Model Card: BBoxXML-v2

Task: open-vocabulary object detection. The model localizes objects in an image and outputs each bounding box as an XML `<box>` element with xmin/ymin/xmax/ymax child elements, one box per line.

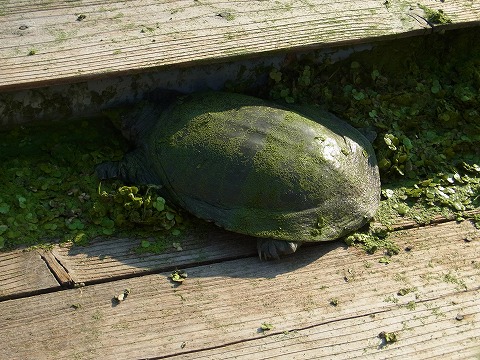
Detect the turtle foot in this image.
<box><xmin>257</xmin><ymin>239</ymin><xmax>301</xmax><ymax>260</ymax></box>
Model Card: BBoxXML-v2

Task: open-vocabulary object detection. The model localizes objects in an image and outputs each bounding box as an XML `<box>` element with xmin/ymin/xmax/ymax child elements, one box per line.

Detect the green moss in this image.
<box><xmin>0</xmin><ymin>117</ymin><xmax>184</xmax><ymax>251</ymax></box>
<box><xmin>418</xmin><ymin>4</ymin><xmax>452</xmax><ymax>24</ymax></box>
<box><xmin>345</xmin><ymin>229</ymin><xmax>399</xmax><ymax>256</ymax></box>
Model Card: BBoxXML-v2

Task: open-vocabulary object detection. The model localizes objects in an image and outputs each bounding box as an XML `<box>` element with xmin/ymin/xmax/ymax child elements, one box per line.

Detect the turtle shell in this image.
<box><xmin>147</xmin><ymin>92</ymin><xmax>380</xmax><ymax>242</ymax></box>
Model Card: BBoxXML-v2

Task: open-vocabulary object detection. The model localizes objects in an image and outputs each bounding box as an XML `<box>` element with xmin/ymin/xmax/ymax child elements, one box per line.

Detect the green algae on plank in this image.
<box><xmin>417</xmin><ymin>4</ymin><xmax>452</xmax><ymax>24</ymax></box>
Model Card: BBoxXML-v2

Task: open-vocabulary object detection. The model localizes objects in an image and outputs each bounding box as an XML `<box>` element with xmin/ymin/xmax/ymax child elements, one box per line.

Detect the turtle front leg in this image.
<box><xmin>96</xmin><ymin>161</ymin><xmax>121</xmax><ymax>180</ymax></box>
<box><xmin>257</xmin><ymin>239</ymin><xmax>302</xmax><ymax>260</ymax></box>
<box><xmin>95</xmin><ymin>149</ymin><xmax>161</xmax><ymax>185</ymax></box>
<box><xmin>95</xmin><ymin>159</ymin><xmax>134</xmax><ymax>181</ymax></box>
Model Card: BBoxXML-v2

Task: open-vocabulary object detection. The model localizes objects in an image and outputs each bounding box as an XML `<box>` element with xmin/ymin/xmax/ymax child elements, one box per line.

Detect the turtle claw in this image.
<box><xmin>257</xmin><ymin>239</ymin><xmax>301</xmax><ymax>260</ymax></box>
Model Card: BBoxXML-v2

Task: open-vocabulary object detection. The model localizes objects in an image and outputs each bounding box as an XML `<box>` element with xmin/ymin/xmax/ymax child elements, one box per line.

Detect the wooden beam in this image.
<box><xmin>51</xmin><ymin>219</ymin><xmax>480</xmax><ymax>286</ymax></box>
<box><xmin>0</xmin><ymin>0</ymin><xmax>479</xmax><ymax>92</ymax></box>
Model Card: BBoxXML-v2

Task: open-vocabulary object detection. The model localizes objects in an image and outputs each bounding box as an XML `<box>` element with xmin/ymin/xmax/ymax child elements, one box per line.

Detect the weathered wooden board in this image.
<box><xmin>1</xmin><ymin>0</ymin><xmax>479</xmax><ymax>92</ymax></box>
<box><xmin>378</xmin><ymin>208</ymin><xmax>480</xmax><ymax>231</ymax></box>
<box><xmin>1</xmin><ymin>220</ymin><xmax>478</xmax><ymax>359</ymax></box>
<box><xmin>52</xmin><ymin>225</ymin><xmax>257</xmax><ymax>284</ymax></box>
<box><xmin>51</xmin><ymin>219</ymin><xmax>480</xmax><ymax>285</ymax></box>
<box><xmin>0</xmin><ymin>249</ymin><xmax>59</xmax><ymax>300</ymax></box>
<box><xmin>169</xmin><ymin>291</ymin><xmax>480</xmax><ymax>359</ymax></box>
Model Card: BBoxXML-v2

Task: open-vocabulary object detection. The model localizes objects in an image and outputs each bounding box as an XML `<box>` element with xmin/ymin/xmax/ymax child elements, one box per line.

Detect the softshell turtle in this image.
<box><xmin>97</xmin><ymin>91</ymin><xmax>380</xmax><ymax>259</ymax></box>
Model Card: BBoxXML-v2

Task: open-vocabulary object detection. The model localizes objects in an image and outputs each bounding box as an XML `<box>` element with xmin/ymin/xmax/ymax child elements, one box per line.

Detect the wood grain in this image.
<box><xmin>1</xmin><ymin>220</ymin><xmax>478</xmax><ymax>359</ymax></box>
<box><xmin>52</xmin><ymin>225</ymin><xmax>257</xmax><ymax>284</ymax></box>
<box><xmin>0</xmin><ymin>0</ymin><xmax>479</xmax><ymax>91</ymax></box>
<box><xmin>52</xmin><ymin>218</ymin><xmax>480</xmax><ymax>285</ymax></box>
<box><xmin>0</xmin><ymin>249</ymin><xmax>60</xmax><ymax>300</ymax></box>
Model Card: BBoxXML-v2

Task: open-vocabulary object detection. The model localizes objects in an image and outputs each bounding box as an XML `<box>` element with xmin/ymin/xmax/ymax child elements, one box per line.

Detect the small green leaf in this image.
<box><xmin>379</xmin><ymin>331</ymin><xmax>398</xmax><ymax>343</ymax></box>
<box><xmin>260</xmin><ymin>322</ymin><xmax>274</xmax><ymax>331</ymax></box>
<box><xmin>0</xmin><ymin>203</ymin><xmax>10</xmax><ymax>214</ymax></box>
<box><xmin>102</xmin><ymin>228</ymin><xmax>114</xmax><ymax>235</ymax></box>
<box><xmin>371</xmin><ymin>69</ymin><xmax>381</xmax><ymax>80</ymax></box>
<box><xmin>43</xmin><ymin>223</ymin><xmax>58</xmax><ymax>231</ymax></box>
<box><xmin>101</xmin><ymin>218</ymin><xmax>115</xmax><ymax>229</ymax></box>
<box><xmin>431</xmin><ymin>79</ymin><xmax>442</xmax><ymax>94</ymax></box>
<box><xmin>352</xmin><ymin>89</ymin><xmax>365</xmax><ymax>101</ymax></box>
<box><xmin>67</xmin><ymin>218</ymin><xmax>85</xmax><ymax>230</ymax></box>
<box><xmin>153</xmin><ymin>197</ymin><xmax>166</xmax><ymax>212</ymax></box>
<box><xmin>17</xmin><ymin>195</ymin><xmax>27</xmax><ymax>208</ymax></box>
<box><xmin>169</xmin><ymin>269</ymin><xmax>188</xmax><ymax>283</ymax></box>
<box><xmin>379</xmin><ymin>256</ymin><xmax>391</xmax><ymax>264</ymax></box>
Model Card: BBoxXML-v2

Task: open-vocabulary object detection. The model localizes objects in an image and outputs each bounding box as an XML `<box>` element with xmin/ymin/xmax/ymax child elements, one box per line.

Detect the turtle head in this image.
<box><xmin>104</xmin><ymin>89</ymin><xmax>183</xmax><ymax>145</ymax></box>
<box><xmin>102</xmin><ymin>106</ymin><xmax>137</xmax><ymax>143</ymax></box>
<box><xmin>103</xmin><ymin>102</ymin><xmax>158</xmax><ymax>145</ymax></box>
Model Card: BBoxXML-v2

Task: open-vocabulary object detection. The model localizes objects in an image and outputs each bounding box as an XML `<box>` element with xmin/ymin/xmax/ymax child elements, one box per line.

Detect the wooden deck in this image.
<box><xmin>0</xmin><ymin>0</ymin><xmax>478</xmax><ymax>92</ymax></box>
<box><xmin>1</xmin><ymin>218</ymin><xmax>479</xmax><ymax>359</ymax></box>
<box><xmin>1</xmin><ymin>0</ymin><xmax>480</xmax><ymax>359</ymax></box>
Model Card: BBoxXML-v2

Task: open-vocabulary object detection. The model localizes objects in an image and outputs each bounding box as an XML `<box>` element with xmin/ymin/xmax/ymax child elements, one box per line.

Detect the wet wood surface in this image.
<box><xmin>1</xmin><ymin>0</ymin><xmax>479</xmax><ymax>91</ymax></box>
<box><xmin>1</xmin><ymin>219</ymin><xmax>479</xmax><ymax>359</ymax></box>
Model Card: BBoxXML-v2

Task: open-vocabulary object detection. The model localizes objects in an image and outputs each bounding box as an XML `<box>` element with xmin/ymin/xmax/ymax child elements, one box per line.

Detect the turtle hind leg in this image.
<box><xmin>257</xmin><ymin>239</ymin><xmax>301</xmax><ymax>260</ymax></box>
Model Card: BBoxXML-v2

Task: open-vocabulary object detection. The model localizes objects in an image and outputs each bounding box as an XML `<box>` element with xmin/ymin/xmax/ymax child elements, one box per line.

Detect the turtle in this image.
<box><xmin>96</xmin><ymin>91</ymin><xmax>381</xmax><ymax>259</ymax></box>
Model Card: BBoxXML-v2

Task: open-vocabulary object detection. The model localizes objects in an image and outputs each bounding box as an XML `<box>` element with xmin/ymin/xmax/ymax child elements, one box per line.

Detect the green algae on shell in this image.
<box><xmin>141</xmin><ymin>92</ymin><xmax>381</xmax><ymax>243</ymax></box>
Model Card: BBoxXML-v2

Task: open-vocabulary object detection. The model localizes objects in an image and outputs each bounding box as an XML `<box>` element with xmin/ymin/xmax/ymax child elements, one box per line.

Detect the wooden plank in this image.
<box><xmin>0</xmin><ymin>249</ymin><xmax>60</xmax><ymax>300</ymax></box>
<box><xmin>377</xmin><ymin>208</ymin><xmax>480</xmax><ymax>231</ymax></box>
<box><xmin>167</xmin><ymin>291</ymin><xmax>480</xmax><ymax>360</ymax></box>
<box><xmin>52</xmin><ymin>225</ymin><xmax>257</xmax><ymax>284</ymax></box>
<box><xmin>1</xmin><ymin>0</ymin><xmax>479</xmax><ymax>92</ymax></box>
<box><xmin>1</xmin><ymin>220</ymin><xmax>478</xmax><ymax>359</ymax></box>
<box><xmin>52</xmin><ymin>218</ymin><xmax>480</xmax><ymax>285</ymax></box>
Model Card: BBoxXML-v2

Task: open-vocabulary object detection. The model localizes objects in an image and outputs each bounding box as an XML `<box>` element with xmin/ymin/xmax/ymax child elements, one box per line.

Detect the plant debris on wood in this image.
<box><xmin>260</xmin><ymin>322</ymin><xmax>274</xmax><ymax>332</ymax></box>
<box><xmin>114</xmin><ymin>288</ymin><xmax>131</xmax><ymax>303</ymax></box>
<box><xmin>169</xmin><ymin>269</ymin><xmax>188</xmax><ymax>283</ymax></box>
<box><xmin>378</xmin><ymin>331</ymin><xmax>398</xmax><ymax>344</ymax></box>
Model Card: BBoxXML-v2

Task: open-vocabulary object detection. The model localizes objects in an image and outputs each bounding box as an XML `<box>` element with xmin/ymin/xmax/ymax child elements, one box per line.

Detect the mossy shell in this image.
<box><xmin>143</xmin><ymin>92</ymin><xmax>380</xmax><ymax>242</ymax></box>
